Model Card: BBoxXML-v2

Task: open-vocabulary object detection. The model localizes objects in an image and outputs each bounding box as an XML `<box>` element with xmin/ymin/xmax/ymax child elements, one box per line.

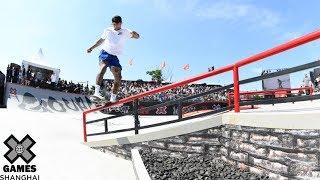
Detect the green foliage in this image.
<box><xmin>146</xmin><ymin>69</ymin><xmax>164</xmax><ymax>83</ymax></box>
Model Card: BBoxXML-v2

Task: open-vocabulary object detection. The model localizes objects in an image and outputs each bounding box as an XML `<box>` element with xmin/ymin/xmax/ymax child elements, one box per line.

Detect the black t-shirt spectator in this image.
<box><xmin>0</xmin><ymin>71</ymin><xmax>5</xmax><ymax>106</ymax></box>
<box><xmin>14</xmin><ymin>68</ymin><xmax>19</xmax><ymax>77</ymax></box>
<box><xmin>6</xmin><ymin>66</ymin><xmax>10</xmax><ymax>76</ymax></box>
<box><xmin>22</xmin><ymin>68</ymin><xmax>26</xmax><ymax>77</ymax></box>
<box><xmin>27</xmin><ymin>69</ymin><xmax>32</xmax><ymax>79</ymax></box>
<box><xmin>0</xmin><ymin>71</ymin><xmax>5</xmax><ymax>85</ymax></box>
<box><xmin>6</xmin><ymin>66</ymin><xmax>11</xmax><ymax>82</ymax></box>
<box><xmin>11</xmin><ymin>67</ymin><xmax>19</xmax><ymax>83</ymax></box>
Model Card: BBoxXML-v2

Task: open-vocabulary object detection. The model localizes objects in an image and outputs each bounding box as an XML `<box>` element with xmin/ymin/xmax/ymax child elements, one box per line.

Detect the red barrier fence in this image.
<box><xmin>83</xmin><ymin>29</ymin><xmax>320</xmax><ymax>142</ymax></box>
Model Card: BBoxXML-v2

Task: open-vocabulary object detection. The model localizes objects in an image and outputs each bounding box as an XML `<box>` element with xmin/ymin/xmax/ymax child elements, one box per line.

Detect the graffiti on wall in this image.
<box><xmin>17</xmin><ymin>92</ymin><xmax>93</xmax><ymax>113</ymax></box>
<box><xmin>6</xmin><ymin>84</ymin><xmax>93</xmax><ymax>113</ymax></box>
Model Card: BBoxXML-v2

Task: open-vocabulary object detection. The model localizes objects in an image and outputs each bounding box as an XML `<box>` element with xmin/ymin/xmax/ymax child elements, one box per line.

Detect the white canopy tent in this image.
<box><xmin>22</xmin><ymin>60</ymin><xmax>60</xmax><ymax>83</ymax></box>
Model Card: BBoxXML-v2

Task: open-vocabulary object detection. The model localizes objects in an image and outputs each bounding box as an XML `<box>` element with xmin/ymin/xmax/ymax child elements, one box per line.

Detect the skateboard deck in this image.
<box><xmin>89</xmin><ymin>96</ymin><xmax>111</xmax><ymax>106</ymax></box>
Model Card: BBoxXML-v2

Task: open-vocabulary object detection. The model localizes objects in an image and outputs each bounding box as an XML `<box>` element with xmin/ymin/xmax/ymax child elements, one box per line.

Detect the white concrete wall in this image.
<box><xmin>4</xmin><ymin>83</ymin><xmax>94</xmax><ymax>114</ymax></box>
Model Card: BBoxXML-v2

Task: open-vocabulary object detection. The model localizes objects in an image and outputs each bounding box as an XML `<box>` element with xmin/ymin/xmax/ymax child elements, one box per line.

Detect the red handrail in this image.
<box><xmin>84</xmin><ymin>64</ymin><xmax>234</xmax><ymax>114</ymax></box>
<box><xmin>236</xmin><ymin>30</ymin><xmax>320</xmax><ymax>67</ymax></box>
<box><xmin>83</xmin><ymin>29</ymin><xmax>320</xmax><ymax>142</ymax></box>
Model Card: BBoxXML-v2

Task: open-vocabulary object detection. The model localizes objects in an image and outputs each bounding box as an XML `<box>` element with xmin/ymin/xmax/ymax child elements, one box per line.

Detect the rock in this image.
<box><xmin>140</xmin><ymin>150</ymin><xmax>265</xmax><ymax>180</ymax></box>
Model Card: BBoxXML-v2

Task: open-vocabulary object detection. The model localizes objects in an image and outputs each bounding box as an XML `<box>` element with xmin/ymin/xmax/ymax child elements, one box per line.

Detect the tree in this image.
<box><xmin>146</xmin><ymin>69</ymin><xmax>164</xmax><ymax>83</ymax></box>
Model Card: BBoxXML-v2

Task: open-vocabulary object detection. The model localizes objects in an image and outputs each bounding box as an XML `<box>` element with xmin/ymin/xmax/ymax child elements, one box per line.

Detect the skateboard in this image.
<box><xmin>89</xmin><ymin>96</ymin><xmax>111</xmax><ymax>107</ymax></box>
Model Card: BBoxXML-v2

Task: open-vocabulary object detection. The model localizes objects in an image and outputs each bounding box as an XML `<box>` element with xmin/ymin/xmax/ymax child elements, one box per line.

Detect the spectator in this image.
<box><xmin>12</xmin><ymin>66</ymin><xmax>19</xmax><ymax>83</ymax></box>
<box><xmin>0</xmin><ymin>71</ymin><xmax>5</xmax><ymax>107</ymax></box>
<box><xmin>35</xmin><ymin>71</ymin><xmax>42</xmax><ymax>82</ymax></box>
<box><xmin>208</xmin><ymin>66</ymin><xmax>215</xmax><ymax>72</ymax></box>
<box><xmin>84</xmin><ymin>84</ymin><xmax>90</xmax><ymax>94</ymax></box>
<box><xmin>315</xmin><ymin>74</ymin><xmax>320</xmax><ymax>91</ymax></box>
<box><xmin>6</xmin><ymin>65</ymin><xmax>11</xmax><ymax>82</ymax></box>
<box><xmin>25</xmin><ymin>68</ymin><xmax>32</xmax><ymax>86</ymax></box>
<box><xmin>21</xmin><ymin>65</ymin><xmax>26</xmax><ymax>85</ymax></box>
<box><xmin>11</xmin><ymin>66</ymin><xmax>15</xmax><ymax>81</ymax></box>
<box><xmin>26</xmin><ymin>68</ymin><xmax>32</xmax><ymax>79</ymax></box>
<box><xmin>50</xmin><ymin>73</ymin><xmax>57</xmax><ymax>90</ymax></box>
<box><xmin>303</xmin><ymin>74</ymin><xmax>311</xmax><ymax>87</ymax></box>
<box><xmin>302</xmin><ymin>74</ymin><xmax>312</xmax><ymax>95</ymax></box>
<box><xmin>18</xmin><ymin>67</ymin><xmax>23</xmax><ymax>84</ymax></box>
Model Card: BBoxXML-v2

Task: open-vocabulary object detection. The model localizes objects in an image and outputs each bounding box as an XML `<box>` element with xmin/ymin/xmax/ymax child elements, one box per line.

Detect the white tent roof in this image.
<box><xmin>22</xmin><ymin>60</ymin><xmax>60</xmax><ymax>75</ymax></box>
<box><xmin>22</xmin><ymin>60</ymin><xmax>60</xmax><ymax>73</ymax></box>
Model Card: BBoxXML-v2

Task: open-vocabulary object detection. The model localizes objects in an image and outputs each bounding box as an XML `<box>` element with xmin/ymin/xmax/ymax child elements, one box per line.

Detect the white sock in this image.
<box><xmin>95</xmin><ymin>85</ymin><xmax>101</xmax><ymax>95</ymax></box>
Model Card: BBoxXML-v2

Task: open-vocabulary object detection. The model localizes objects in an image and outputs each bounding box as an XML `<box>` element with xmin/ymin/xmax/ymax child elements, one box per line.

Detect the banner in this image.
<box><xmin>4</xmin><ymin>83</ymin><xmax>227</xmax><ymax>116</ymax></box>
<box><xmin>5</xmin><ymin>83</ymin><xmax>93</xmax><ymax>113</ymax></box>
<box><xmin>262</xmin><ymin>69</ymin><xmax>291</xmax><ymax>90</ymax></box>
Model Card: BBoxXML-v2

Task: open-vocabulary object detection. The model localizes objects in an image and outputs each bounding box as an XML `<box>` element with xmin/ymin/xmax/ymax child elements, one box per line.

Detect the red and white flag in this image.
<box><xmin>182</xmin><ymin>64</ymin><xmax>190</xmax><ymax>71</ymax></box>
<box><xmin>128</xmin><ymin>59</ymin><xmax>133</xmax><ymax>66</ymax></box>
<box><xmin>160</xmin><ymin>61</ymin><xmax>166</xmax><ymax>69</ymax></box>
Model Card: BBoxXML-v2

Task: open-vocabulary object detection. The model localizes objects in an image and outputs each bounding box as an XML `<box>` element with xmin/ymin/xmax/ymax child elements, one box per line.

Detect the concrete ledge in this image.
<box><xmin>85</xmin><ymin>113</ymin><xmax>223</xmax><ymax>147</ymax></box>
<box><xmin>85</xmin><ymin>105</ymin><xmax>320</xmax><ymax>147</ymax></box>
<box><xmin>223</xmin><ymin>111</ymin><xmax>320</xmax><ymax>129</ymax></box>
<box><xmin>131</xmin><ymin>149</ymin><xmax>151</xmax><ymax>180</ymax></box>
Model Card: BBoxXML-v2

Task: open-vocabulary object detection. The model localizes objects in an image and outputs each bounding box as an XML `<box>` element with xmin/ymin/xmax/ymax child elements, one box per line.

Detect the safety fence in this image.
<box><xmin>83</xmin><ymin>30</ymin><xmax>320</xmax><ymax>142</ymax></box>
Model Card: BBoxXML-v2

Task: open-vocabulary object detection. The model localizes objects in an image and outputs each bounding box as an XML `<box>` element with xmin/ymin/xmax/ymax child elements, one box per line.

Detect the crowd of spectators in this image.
<box><xmin>302</xmin><ymin>73</ymin><xmax>320</xmax><ymax>92</ymax></box>
<box><xmin>7</xmin><ymin>61</ymin><xmax>320</xmax><ymax>103</ymax></box>
<box><xmin>5</xmin><ymin>63</ymin><xmax>228</xmax><ymax>103</ymax></box>
<box><xmin>313</xmin><ymin>74</ymin><xmax>320</xmax><ymax>92</ymax></box>
<box><xmin>5</xmin><ymin>64</ymin><xmax>90</xmax><ymax>94</ymax></box>
<box><xmin>103</xmin><ymin>79</ymin><xmax>228</xmax><ymax>103</ymax></box>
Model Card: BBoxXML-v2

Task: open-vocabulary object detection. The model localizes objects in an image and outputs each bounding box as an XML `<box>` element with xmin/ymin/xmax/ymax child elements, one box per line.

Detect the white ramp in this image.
<box><xmin>0</xmin><ymin>108</ymin><xmax>135</xmax><ymax>180</ymax></box>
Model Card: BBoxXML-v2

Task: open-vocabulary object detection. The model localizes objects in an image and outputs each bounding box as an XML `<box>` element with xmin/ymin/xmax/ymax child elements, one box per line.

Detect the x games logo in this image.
<box><xmin>4</xmin><ymin>135</ymin><xmax>36</xmax><ymax>164</ymax></box>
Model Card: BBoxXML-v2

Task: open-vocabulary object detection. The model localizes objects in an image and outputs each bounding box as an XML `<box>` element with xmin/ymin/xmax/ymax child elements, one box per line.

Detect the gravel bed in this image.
<box><xmin>140</xmin><ymin>151</ymin><xmax>269</xmax><ymax>180</ymax></box>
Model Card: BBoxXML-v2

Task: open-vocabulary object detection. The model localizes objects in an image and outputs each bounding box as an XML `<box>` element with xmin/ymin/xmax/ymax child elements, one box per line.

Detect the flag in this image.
<box><xmin>128</xmin><ymin>59</ymin><xmax>133</xmax><ymax>66</ymax></box>
<box><xmin>38</xmin><ymin>48</ymin><xmax>44</xmax><ymax>59</ymax></box>
<box><xmin>160</xmin><ymin>61</ymin><xmax>166</xmax><ymax>69</ymax></box>
<box><xmin>183</xmin><ymin>64</ymin><xmax>190</xmax><ymax>71</ymax></box>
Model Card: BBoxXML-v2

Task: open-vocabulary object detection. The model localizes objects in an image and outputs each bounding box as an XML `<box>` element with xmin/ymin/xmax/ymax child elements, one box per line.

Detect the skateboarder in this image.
<box><xmin>87</xmin><ymin>15</ymin><xmax>139</xmax><ymax>103</ymax></box>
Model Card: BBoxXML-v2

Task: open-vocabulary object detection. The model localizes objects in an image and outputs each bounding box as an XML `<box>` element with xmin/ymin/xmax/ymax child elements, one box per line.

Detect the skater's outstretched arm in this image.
<box><xmin>130</xmin><ymin>31</ymin><xmax>140</xmax><ymax>39</ymax></box>
<box><xmin>87</xmin><ymin>38</ymin><xmax>104</xmax><ymax>53</ymax></box>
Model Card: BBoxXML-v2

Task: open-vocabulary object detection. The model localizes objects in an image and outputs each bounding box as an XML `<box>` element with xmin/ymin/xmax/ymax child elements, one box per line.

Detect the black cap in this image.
<box><xmin>112</xmin><ymin>15</ymin><xmax>122</xmax><ymax>23</ymax></box>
